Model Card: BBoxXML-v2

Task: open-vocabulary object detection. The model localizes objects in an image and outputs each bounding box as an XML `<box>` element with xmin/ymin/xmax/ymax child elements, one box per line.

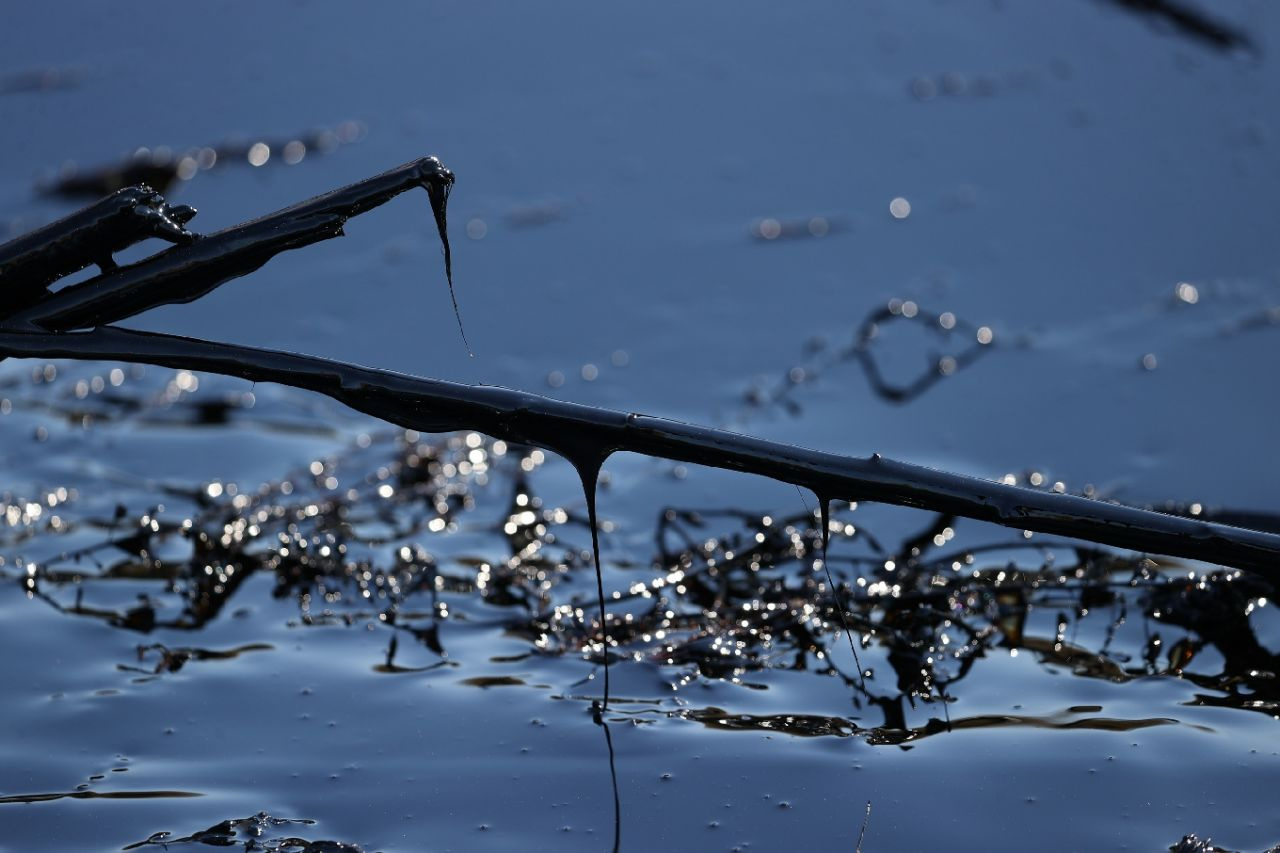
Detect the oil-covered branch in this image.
<box><xmin>3</xmin><ymin>157</ymin><xmax>456</xmax><ymax>335</ymax></box>
<box><xmin>0</xmin><ymin>324</ymin><xmax>1276</xmax><ymax>577</ymax></box>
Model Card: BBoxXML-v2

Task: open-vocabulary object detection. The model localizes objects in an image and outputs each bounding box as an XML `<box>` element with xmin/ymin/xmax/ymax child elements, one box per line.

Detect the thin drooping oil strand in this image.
<box><xmin>582</xmin><ymin>457</ymin><xmax>621</xmax><ymax>853</ymax></box>
<box><xmin>818</xmin><ymin>495</ymin><xmax>866</xmax><ymax>691</ymax></box>
<box><xmin>424</xmin><ymin>176</ymin><xmax>470</xmax><ymax>356</ymax></box>
<box><xmin>576</xmin><ymin>457</ymin><xmax>610</xmax><ymax>709</ymax></box>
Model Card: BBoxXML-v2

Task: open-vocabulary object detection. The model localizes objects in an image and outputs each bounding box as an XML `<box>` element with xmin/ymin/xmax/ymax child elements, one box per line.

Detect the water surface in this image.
<box><xmin>2</xmin><ymin>3</ymin><xmax>1279</xmax><ymax>850</ymax></box>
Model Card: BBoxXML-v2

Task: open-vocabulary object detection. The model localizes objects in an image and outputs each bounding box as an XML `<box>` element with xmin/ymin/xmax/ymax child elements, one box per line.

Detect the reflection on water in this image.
<box><xmin>118</xmin><ymin>642</ymin><xmax>274</xmax><ymax>677</ymax></box>
<box><xmin>737</xmin><ymin>299</ymin><xmax>995</xmax><ymax>418</ymax></box>
<box><xmin>677</xmin><ymin>703</ymin><xmax>1178</xmax><ymax>745</ymax></box>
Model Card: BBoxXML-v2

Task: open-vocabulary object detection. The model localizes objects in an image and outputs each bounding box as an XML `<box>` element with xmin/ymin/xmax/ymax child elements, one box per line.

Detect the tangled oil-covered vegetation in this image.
<box><xmin>6</xmin><ymin>362</ymin><xmax>1279</xmax><ymax>753</ymax></box>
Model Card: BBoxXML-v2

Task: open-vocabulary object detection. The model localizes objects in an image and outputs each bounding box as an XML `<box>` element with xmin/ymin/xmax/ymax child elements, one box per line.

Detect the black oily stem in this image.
<box><xmin>3</xmin><ymin>157</ymin><xmax>462</xmax><ymax>343</ymax></box>
<box><xmin>0</xmin><ymin>324</ymin><xmax>1277</xmax><ymax>579</ymax></box>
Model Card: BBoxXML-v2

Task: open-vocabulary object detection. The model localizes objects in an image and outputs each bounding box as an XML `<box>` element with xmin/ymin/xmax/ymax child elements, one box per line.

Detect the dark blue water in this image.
<box><xmin>3</xmin><ymin>3</ymin><xmax>1279</xmax><ymax>850</ymax></box>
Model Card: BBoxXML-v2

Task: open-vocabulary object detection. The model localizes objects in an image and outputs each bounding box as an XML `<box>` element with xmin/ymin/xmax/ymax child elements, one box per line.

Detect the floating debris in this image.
<box><xmin>122</xmin><ymin>812</ymin><xmax>362</xmax><ymax>851</ymax></box>
<box><xmin>0</xmin><ymin>66</ymin><xmax>83</xmax><ymax>95</ymax></box>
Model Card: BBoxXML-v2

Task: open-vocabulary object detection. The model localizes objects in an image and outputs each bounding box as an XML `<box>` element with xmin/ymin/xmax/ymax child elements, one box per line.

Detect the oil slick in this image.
<box><xmin>0</xmin><ymin>789</ymin><xmax>202</xmax><ymax>805</ymax></box>
<box><xmin>121</xmin><ymin>812</ymin><xmax>361</xmax><ymax>852</ymax></box>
